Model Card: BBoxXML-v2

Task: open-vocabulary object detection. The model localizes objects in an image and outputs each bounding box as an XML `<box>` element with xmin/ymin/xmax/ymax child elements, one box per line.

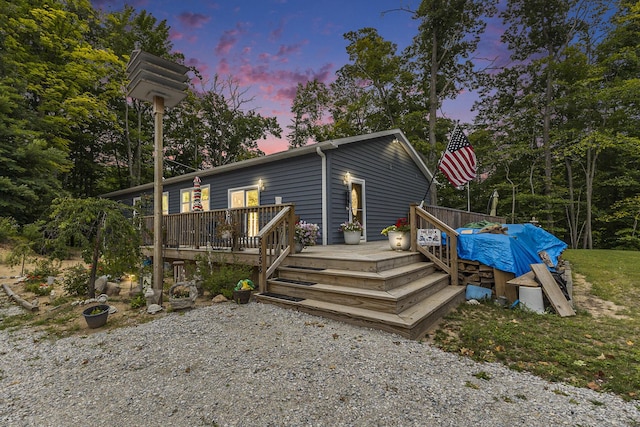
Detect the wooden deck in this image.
<box><xmin>148</xmin><ymin>241</ymin><xmax>465</xmax><ymax>340</ymax></box>
<box><xmin>256</xmin><ymin>242</ymin><xmax>465</xmax><ymax>340</ymax></box>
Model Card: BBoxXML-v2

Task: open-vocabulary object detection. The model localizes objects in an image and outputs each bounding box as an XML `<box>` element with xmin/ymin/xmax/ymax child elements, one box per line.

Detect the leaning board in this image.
<box><xmin>530</xmin><ymin>263</ymin><xmax>575</xmax><ymax>317</ymax></box>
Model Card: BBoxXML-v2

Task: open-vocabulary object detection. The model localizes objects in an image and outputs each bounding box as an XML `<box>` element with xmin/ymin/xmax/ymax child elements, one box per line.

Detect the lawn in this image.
<box><xmin>431</xmin><ymin>249</ymin><xmax>640</xmax><ymax>401</ymax></box>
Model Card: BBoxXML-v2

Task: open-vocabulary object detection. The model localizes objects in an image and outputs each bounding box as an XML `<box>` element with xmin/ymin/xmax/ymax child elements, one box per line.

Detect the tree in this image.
<box><xmin>44</xmin><ymin>197</ymin><xmax>142</xmax><ymax>298</ymax></box>
<box><xmin>287</xmin><ymin>80</ymin><xmax>332</xmax><ymax>148</ymax></box>
<box><xmin>403</xmin><ymin>0</ymin><xmax>498</xmax><ymax>203</ymax></box>
<box><xmin>164</xmin><ymin>76</ymin><xmax>281</xmax><ymax>172</ymax></box>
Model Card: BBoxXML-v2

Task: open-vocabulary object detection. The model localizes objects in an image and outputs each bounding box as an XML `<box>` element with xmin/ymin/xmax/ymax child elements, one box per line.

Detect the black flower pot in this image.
<box><xmin>82</xmin><ymin>304</ymin><xmax>109</xmax><ymax>328</ymax></box>
<box><xmin>233</xmin><ymin>289</ymin><xmax>251</xmax><ymax>304</ymax></box>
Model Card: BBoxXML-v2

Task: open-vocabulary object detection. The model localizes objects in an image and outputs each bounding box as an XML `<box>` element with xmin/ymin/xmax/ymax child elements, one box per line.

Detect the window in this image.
<box><xmin>133</xmin><ymin>194</ymin><xmax>168</xmax><ymax>215</ymax></box>
<box><xmin>229</xmin><ymin>186</ymin><xmax>260</xmax><ymax>237</ymax></box>
<box><xmin>181</xmin><ymin>184</ymin><xmax>210</xmax><ymax>213</ymax></box>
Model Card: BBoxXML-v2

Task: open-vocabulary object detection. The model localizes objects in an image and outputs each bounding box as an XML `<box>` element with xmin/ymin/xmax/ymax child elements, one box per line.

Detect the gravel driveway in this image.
<box><xmin>0</xmin><ymin>302</ymin><xmax>638</xmax><ymax>426</ymax></box>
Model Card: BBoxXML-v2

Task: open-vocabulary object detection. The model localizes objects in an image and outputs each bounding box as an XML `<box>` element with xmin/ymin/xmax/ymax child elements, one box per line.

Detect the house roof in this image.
<box><xmin>102</xmin><ymin>128</ymin><xmax>434</xmax><ymax>198</ymax></box>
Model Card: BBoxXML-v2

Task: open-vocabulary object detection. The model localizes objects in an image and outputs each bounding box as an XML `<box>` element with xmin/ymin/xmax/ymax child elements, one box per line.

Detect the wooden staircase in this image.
<box><xmin>255</xmin><ymin>250</ymin><xmax>465</xmax><ymax>340</ymax></box>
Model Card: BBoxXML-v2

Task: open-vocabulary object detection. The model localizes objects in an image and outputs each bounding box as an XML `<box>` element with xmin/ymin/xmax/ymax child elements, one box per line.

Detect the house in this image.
<box><xmin>102</xmin><ymin>129</ymin><xmax>434</xmax><ymax>245</ymax></box>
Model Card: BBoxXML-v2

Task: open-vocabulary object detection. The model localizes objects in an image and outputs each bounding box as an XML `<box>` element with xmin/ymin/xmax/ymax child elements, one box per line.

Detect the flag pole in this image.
<box><xmin>419</xmin><ymin>121</ymin><xmax>460</xmax><ymax>208</ymax></box>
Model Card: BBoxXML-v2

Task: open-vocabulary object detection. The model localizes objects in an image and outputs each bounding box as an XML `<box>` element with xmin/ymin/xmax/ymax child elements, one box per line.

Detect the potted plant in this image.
<box><xmin>82</xmin><ymin>304</ymin><xmax>110</xmax><ymax>328</ymax></box>
<box><xmin>339</xmin><ymin>220</ymin><xmax>363</xmax><ymax>245</ymax></box>
<box><xmin>168</xmin><ymin>282</ymin><xmax>198</xmax><ymax>310</ymax></box>
<box><xmin>381</xmin><ymin>217</ymin><xmax>411</xmax><ymax>251</ymax></box>
<box><xmin>294</xmin><ymin>221</ymin><xmax>319</xmax><ymax>252</ymax></box>
<box><xmin>232</xmin><ymin>279</ymin><xmax>255</xmax><ymax>304</ymax></box>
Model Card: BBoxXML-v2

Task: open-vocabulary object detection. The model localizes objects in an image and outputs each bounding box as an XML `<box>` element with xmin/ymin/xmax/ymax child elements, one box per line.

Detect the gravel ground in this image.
<box><xmin>0</xmin><ymin>302</ymin><xmax>638</xmax><ymax>427</ymax></box>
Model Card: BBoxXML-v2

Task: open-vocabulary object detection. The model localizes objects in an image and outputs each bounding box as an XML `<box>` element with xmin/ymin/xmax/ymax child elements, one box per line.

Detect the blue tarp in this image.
<box><xmin>455</xmin><ymin>224</ymin><xmax>568</xmax><ymax>277</ymax></box>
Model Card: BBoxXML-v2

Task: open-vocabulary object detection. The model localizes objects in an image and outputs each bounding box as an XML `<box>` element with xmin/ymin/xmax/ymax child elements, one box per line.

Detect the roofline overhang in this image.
<box><xmin>101</xmin><ymin>129</ymin><xmax>434</xmax><ymax>198</ymax></box>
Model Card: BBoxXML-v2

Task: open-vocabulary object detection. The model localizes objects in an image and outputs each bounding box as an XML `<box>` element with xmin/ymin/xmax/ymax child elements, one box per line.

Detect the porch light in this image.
<box><xmin>343</xmin><ymin>172</ymin><xmax>351</xmax><ymax>185</ymax></box>
<box><xmin>258</xmin><ymin>178</ymin><xmax>265</xmax><ymax>191</ymax></box>
<box><xmin>126</xmin><ymin>50</ymin><xmax>189</xmax><ymax>305</ymax></box>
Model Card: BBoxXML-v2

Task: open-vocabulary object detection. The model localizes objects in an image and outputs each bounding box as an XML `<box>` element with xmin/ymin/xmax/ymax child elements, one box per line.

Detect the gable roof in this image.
<box><xmin>102</xmin><ymin>128</ymin><xmax>433</xmax><ymax>198</ymax></box>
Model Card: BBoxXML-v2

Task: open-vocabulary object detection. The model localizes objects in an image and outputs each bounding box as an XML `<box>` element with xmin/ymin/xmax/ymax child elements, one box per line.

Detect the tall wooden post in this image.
<box><xmin>153</xmin><ymin>95</ymin><xmax>165</xmax><ymax>304</ymax></box>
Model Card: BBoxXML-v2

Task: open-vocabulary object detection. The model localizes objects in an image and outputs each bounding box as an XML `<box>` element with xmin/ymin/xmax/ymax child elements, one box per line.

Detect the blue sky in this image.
<box><xmin>93</xmin><ymin>0</ymin><xmax>507</xmax><ymax>153</ymax></box>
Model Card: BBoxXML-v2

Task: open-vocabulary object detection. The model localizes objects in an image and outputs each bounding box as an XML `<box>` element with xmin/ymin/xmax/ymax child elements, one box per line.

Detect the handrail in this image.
<box><xmin>257</xmin><ymin>205</ymin><xmax>296</xmax><ymax>293</ymax></box>
<box><xmin>142</xmin><ymin>204</ymin><xmax>288</xmax><ymax>250</ymax></box>
<box><xmin>410</xmin><ymin>203</ymin><xmax>459</xmax><ymax>286</ymax></box>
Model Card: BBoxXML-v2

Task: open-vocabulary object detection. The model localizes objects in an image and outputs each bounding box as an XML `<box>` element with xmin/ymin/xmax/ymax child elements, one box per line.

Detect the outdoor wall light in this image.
<box><xmin>258</xmin><ymin>178</ymin><xmax>265</xmax><ymax>191</ymax></box>
<box><xmin>343</xmin><ymin>172</ymin><xmax>351</xmax><ymax>185</ymax></box>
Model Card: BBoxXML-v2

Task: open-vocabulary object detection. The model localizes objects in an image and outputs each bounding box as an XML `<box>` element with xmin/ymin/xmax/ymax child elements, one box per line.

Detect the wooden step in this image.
<box><xmin>276</xmin><ymin>262</ymin><xmax>437</xmax><ymax>291</ymax></box>
<box><xmin>256</xmin><ymin>285</ymin><xmax>465</xmax><ymax>340</ymax></box>
<box><xmin>266</xmin><ymin>272</ymin><xmax>450</xmax><ymax>314</ymax></box>
<box><xmin>284</xmin><ymin>251</ymin><xmax>424</xmax><ymax>272</ymax></box>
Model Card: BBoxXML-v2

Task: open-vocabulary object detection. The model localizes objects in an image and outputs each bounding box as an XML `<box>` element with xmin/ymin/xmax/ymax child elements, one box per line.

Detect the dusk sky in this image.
<box><xmin>93</xmin><ymin>0</ymin><xmax>508</xmax><ymax>154</ymax></box>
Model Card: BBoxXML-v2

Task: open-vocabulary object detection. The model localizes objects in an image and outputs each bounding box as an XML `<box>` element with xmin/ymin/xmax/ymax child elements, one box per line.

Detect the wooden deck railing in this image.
<box><xmin>410</xmin><ymin>204</ymin><xmax>460</xmax><ymax>286</ymax></box>
<box><xmin>257</xmin><ymin>206</ymin><xmax>296</xmax><ymax>293</ymax></box>
<box><xmin>142</xmin><ymin>204</ymin><xmax>291</xmax><ymax>250</ymax></box>
<box><xmin>422</xmin><ymin>205</ymin><xmax>505</xmax><ymax>229</ymax></box>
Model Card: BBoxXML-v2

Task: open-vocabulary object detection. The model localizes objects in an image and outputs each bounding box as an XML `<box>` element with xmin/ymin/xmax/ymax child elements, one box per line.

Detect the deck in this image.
<box><xmin>143</xmin><ymin>205</ymin><xmax>504</xmax><ymax>339</ymax></box>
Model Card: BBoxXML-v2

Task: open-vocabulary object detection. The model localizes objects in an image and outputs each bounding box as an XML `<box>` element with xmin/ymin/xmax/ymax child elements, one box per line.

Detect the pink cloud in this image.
<box><xmin>170</xmin><ymin>30</ymin><xmax>184</xmax><ymax>41</ymax></box>
<box><xmin>269</xmin><ymin>25</ymin><xmax>283</xmax><ymax>42</ymax></box>
<box><xmin>178</xmin><ymin>12</ymin><xmax>211</xmax><ymax>28</ymax></box>
<box><xmin>215</xmin><ymin>23</ymin><xmax>247</xmax><ymax>55</ymax></box>
<box><xmin>216</xmin><ymin>58</ymin><xmax>231</xmax><ymax>75</ymax></box>
<box><xmin>276</xmin><ymin>41</ymin><xmax>306</xmax><ymax>57</ymax></box>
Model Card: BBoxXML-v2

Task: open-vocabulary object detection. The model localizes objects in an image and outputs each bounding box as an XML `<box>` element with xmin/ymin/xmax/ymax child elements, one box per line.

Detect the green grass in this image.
<box><xmin>432</xmin><ymin>249</ymin><xmax>640</xmax><ymax>401</ymax></box>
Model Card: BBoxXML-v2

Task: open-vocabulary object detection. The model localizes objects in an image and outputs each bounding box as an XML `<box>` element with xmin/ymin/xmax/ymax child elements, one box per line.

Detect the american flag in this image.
<box><xmin>438</xmin><ymin>127</ymin><xmax>477</xmax><ymax>189</ymax></box>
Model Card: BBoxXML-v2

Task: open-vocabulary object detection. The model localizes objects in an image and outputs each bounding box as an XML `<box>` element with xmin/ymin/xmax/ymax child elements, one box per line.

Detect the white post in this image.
<box><xmin>153</xmin><ymin>95</ymin><xmax>165</xmax><ymax>305</ymax></box>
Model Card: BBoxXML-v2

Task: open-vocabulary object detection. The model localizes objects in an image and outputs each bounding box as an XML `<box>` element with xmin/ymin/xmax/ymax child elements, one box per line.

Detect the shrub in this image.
<box><xmin>27</xmin><ymin>258</ymin><xmax>62</xmax><ymax>279</ymax></box>
<box><xmin>195</xmin><ymin>252</ymin><xmax>253</xmax><ymax>299</ymax></box>
<box><xmin>130</xmin><ymin>293</ymin><xmax>146</xmax><ymax>309</ymax></box>
<box><xmin>61</xmin><ymin>264</ymin><xmax>90</xmax><ymax>297</ymax></box>
<box><xmin>24</xmin><ymin>282</ymin><xmax>53</xmax><ymax>296</ymax></box>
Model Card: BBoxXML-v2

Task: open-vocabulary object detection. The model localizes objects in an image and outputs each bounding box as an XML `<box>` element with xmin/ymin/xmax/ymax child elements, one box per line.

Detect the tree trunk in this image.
<box><xmin>428</xmin><ymin>31</ymin><xmax>439</xmax><ymax>205</ymax></box>
<box><xmin>564</xmin><ymin>158</ymin><xmax>578</xmax><ymax>249</ymax></box>
<box><xmin>543</xmin><ymin>63</ymin><xmax>554</xmax><ymax>228</ymax></box>
<box><xmin>88</xmin><ymin>213</ymin><xmax>104</xmax><ymax>299</ymax></box>
<box><xmin>583</xmin><ymin>146</ymin><xmax>597</xmax><ymax>249</ymax></box>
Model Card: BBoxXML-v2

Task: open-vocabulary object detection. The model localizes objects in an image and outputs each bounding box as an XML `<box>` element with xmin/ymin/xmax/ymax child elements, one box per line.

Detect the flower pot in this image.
<box><xmin>169</xmin><ymin>283</ymin><xmax>198</xmax><ymax>310</ymax></box>
<box><xmin>233</xmin><ymin>289</ymin><xmax>252</xmax><ymax>304</ymax></box>
<box><xmin>343</xmin><ymin>230</ymin><xmax>361</xmax><ymax>245</ymax></box>
<box><xmin>388</xmin><ymin>231</ymin><xmax>410</xmax><ymax>251</ymax></box>
<box><xmin>294</xmin><ymin>242</ymin><xmax>304</xmax><ymax>253</ymax></box>
<box><xmin>82</xmin><ymin>304</ymin><xmax>109</xmax><ymax>329</ymax></box>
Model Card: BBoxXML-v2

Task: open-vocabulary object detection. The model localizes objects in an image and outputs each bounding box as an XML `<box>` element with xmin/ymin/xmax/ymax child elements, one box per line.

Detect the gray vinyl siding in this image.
<box><xmin>102</xmin><ymin>129</ymin><xmax>432</xmax><ymax>246</ymax></box>
<box><xmin>327</xmin><ymin>135</ymin><xmax>429</xmax><ymax>243</ymax></box>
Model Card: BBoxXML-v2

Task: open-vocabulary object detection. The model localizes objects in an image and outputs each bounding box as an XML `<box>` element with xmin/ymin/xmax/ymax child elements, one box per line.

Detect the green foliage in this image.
<box><xmin>44</xmin><ymin>197</ymin><xmax>142</xmax><ymax>298</ymax></box>
<box><xmin>130</xmin><ymin>293</ymin><xmax>146</xmax><ymax>309</ymax></box>
<box><xmin>61</xmin><ymin>264</ymin><xmax>90</xmax><ymax>297</ymax></box>
<box><xmin>27</xmin><ymin>258</ymin><xmax>61</xmax><ymax>279</ymax></box>
<box><xmin>0</xmin><ymin>217</ymin><xmax>18</xmax><ymax>243</ymax></box>
<box><xmin>24</xmin><ymin>282</ymin><xmax>53</xmax><ymax>296</ymax></box>
<box><xmin>195</xmin><ymin>252</ymin><xmax>253</xmax><ymax>299</ymax></box>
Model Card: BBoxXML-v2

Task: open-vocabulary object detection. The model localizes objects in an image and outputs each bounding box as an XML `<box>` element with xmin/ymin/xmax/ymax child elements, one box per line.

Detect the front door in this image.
<box><xmin>349</xmin><ymin>179</ymin><xmax>366</xmax><ymax>241</ymax></box>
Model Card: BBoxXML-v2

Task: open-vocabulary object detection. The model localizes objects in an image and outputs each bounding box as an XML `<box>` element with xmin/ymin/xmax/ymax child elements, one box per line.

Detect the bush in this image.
<box><xmin>61</xmin><ymin>264</ymin><xmax>90</xmax><ymax>297</ymax></box>
<box><xmin>0</xmin><ymin>217</ymin><xmax>19</xmax><ymax>243</ymax></box>
<box><xmin>24</xmin><ymin>281</ymin><xmax>53</xmax><ymax>296</ymax></box>
<box><xmin>195</xmin><ymin>252</ymin><xmax>253</xmax><ymax>298</ymax></box>
<box><xmin>27</xmin><ymin>258</ymin><xmax>62</xmax><ymax>279</ymax></box>
<box><xmin>130</xmin><ymin>293</ymin><xmax>146</xmax><ymax>309</ymax></box>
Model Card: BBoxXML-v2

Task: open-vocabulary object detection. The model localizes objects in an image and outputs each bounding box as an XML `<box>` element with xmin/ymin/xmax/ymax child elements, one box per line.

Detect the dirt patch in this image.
<box><xmin>0</xmin><ymin>247</ymin><xmax>221</xmax><ymax>338</ymax></box>
<box><xmin>571</xmin><ymin>272</ymin><xmax>630</xmax><ymax>320</ymax></box>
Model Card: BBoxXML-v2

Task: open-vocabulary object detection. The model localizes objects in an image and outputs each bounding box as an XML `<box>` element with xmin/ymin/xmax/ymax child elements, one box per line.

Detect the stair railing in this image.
<box><xmin>257</xmin><ymin>205</ymin><xmax>296</xmax><ymax>293</ymax></box>
<box><xmin>410</xmin><ymin>203</ymin><xmax>459</xmax><ymax>286</ymax></box>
